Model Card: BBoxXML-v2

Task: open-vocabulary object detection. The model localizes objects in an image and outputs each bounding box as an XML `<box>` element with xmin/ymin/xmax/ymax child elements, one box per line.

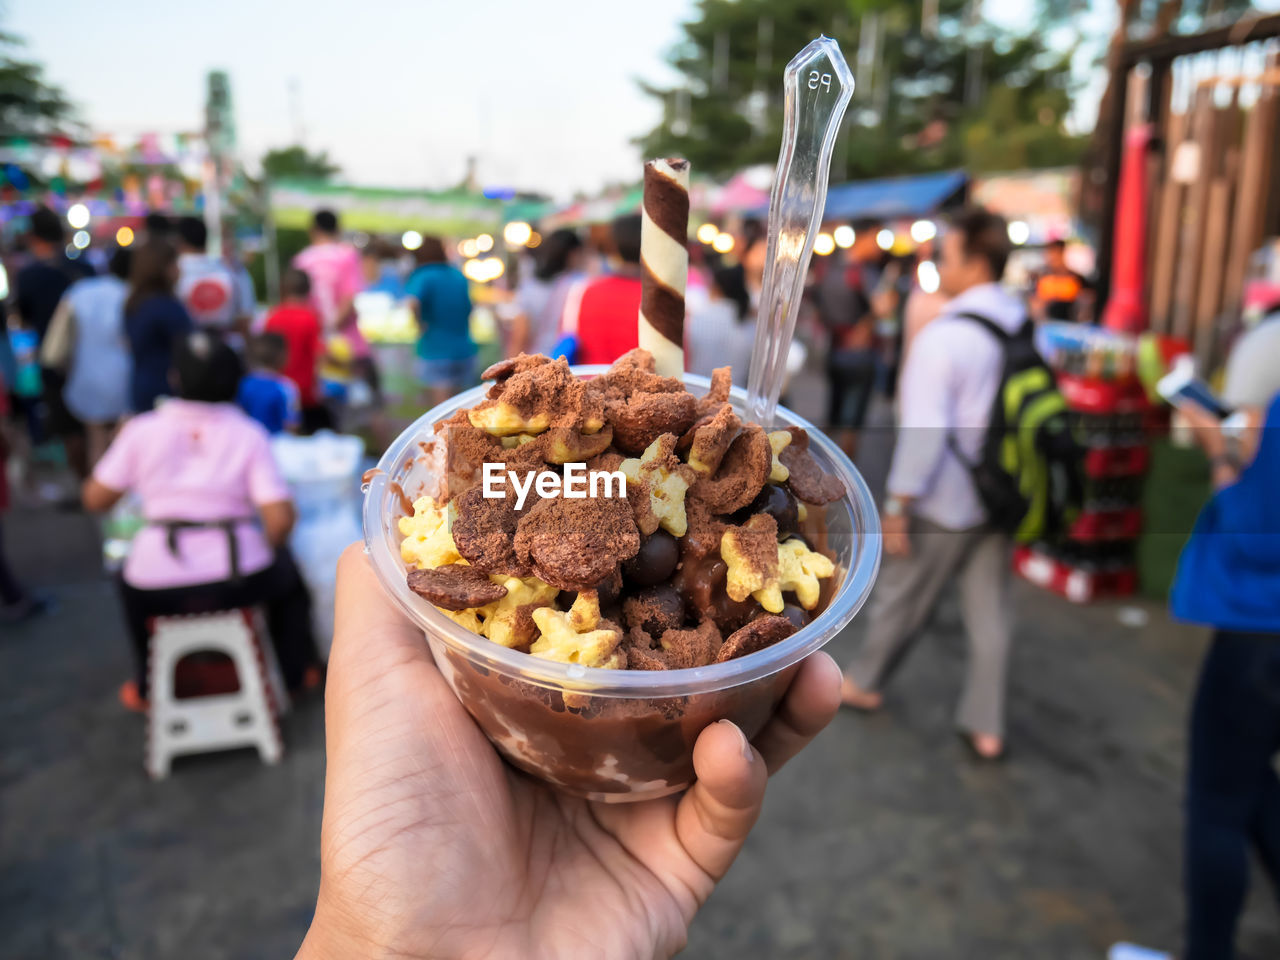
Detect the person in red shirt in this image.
<box><xmin>263</xmin><ymin>269</ymin><xmax>330</xmax><ymax>433</ymax></box>
<box><xmin>566</xmin><ymin>213</ymin><xmax>643</xmax><ymax>365</ymax></box>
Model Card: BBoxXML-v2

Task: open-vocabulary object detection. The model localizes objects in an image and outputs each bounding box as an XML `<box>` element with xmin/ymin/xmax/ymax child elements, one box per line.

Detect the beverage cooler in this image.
<box><xmin>1012</xmin><ymin>324</ymin><xmax>1185</xmax><ymax>604</ymax></box>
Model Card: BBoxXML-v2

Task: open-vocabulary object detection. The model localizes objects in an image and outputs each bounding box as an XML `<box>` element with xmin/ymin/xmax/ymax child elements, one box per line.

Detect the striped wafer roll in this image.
<box><xmin>638</xmin><ymin>157</ymin><xmax>690</xmax><ymax>378</ymax></box>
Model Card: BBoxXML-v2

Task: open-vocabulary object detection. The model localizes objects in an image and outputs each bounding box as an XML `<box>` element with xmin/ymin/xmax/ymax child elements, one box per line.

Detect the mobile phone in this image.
<box><xmin>1221</xmin><ymin>410</ymin><xmax>1250</xmax><ymax>440</ymax></box>
<box><xmin>1156</xmin><ymin>359</ymin><xmax>1233</xmax><ymax>419</ymax></box>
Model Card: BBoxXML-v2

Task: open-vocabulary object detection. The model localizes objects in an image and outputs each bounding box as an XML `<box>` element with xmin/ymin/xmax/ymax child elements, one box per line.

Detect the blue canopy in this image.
<box><xmin>751</xmin><ymin>169</ymin><xmax>968</xmax><ymax>221</ymax></box>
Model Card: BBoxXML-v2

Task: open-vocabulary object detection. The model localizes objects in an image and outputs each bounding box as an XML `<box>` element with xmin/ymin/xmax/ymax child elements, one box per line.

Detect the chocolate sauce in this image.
<box><xmin>439</xmin><ymin>644</ymin><xmax>797</xmax><ymax>798</ymax></box>
<box><xmin>388</xmin><ymin>481</ymin><xmax>414</xmax><ymax>517</ymax></box>
<box><xmin>672</xmin><ymin>554</ymin><xmax>757</xmax><ymax>632</ymax></box>
<box><xmin>361</xmin><ymin>467</ymin><xmax>385</xmax><ymax>484</ymax></box>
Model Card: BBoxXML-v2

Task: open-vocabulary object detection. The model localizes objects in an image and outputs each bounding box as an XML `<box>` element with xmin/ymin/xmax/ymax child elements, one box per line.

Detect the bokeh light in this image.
<box><xmin>115</xmin><ymin>226</ymin><xmax>135</xmax><ymax>247</ymax></box>
<box><xmin>1007</xmin><ymin>220</ymin><xmax>1030</xmax><ymax>245</ymax></box>
<box><xmin>503</xmin><ymin>221</ymin><xmax>532</xmax><ymax>246</ymax></box>
<box><xmin>67</xmin><ymin>203</ymin><xmax>90</xmax><ymax>229</ymax></box>
<box><xmin>475</xmin><ymin>233</ymin><xmax>494</xmax><ymax>252</ymax></box>
<box><xmin>696</xmin><ymin>223</ymin><xmax>719</xmax><ymax>245</ymax></box>
<box><xmin>462</xmin><ymin>256</ymin><xmax>505</xmax><ymax>283</ymax></box>
<box><xmin>526</xmin><ymin>231</ymin><xmax>542</xmax><ymax>249</ymax></box>
<box><xmin>917</xmin><ymin>260</ymin><xmax>940</xmax><ymax>294</ymax></box>
<box><xmin>401</xmin><ymin>230</ymin><xmax>423</xmax><ymax>251</ymax></box>
<box><xmin>711</xmin><ymin>232</ymin><xmax>734</xmax><ymax>254</ymax></box>
<box><xmin>833</xmin><ymin>225</ymin><xmax>855</xmax><ymax>248</ymax></box>
<box><xmin>72</xmin><ymin>229</ymin><xmax>91</xmax><ymax>250</ymax></box>
<box><xmin>910</xmin><ymin>219</ymin><xmax>937</xmax><ymax>243</ymax></box>
<box><xmin>876</xmin><ymin>228</ymin><xmax>895</xmax><ymax>251</ymax></box>
<box><xmin>813</xmin><ymin>233</ymin><xmax>836</xmax><ymax>256</ymax></box>
<box><xmin>460</xmin><ymin>238</ymin><xmax>480</xmax><ymax>258</ymax></box>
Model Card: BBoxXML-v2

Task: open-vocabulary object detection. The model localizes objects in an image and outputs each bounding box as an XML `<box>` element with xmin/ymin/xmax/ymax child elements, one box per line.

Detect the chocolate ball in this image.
<box><xmin>597</xmin><ymin>569</ymin><xmax>623</xmax><ymax>606</ymax></box>
<box><xmin>626</xmin><ymin>584</ymin><xmax>685</xmax><ymax>636</ymax></box>
<box><xmin>623</xmin><ymin>530</ymin><xmax>679</xmax><ymax>587</ymax></box>
<box><xmin>733</xmin><ymin>483</ymin><xmax>800</xmax><ymax>536</ymax></box>
<box><xmin>783</xmin><ymin>532</ymin><xmax>814</xmax><ymax>552</ymax></box>
<box><xmin>781</xmin><ymin>604</ymin><xmax>809</xmax><ymax>629</ymax></box>
<box><xmin>562</xmin><ymin>569</ymin><xmax>622</xmax><ymax>610</ymax></box>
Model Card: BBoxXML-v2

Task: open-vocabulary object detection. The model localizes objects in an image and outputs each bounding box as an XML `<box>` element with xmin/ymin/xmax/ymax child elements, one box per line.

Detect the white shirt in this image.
<box><xmin>887</xmin><ymin>281</ymin><xmax>1026</xmax><ymax>531</ymax></box>
<box><xmin>63</xmin><ymin>275</ymin><xmax>131</xmax><ymax>423</ymax></box>
<box><xmin>686</xmin><ymin>298</ymin><xmax>754</xmax><ymax>384</ymax></box>
<box><xmin>1223</xmin><ymin>315</ymin><xmax>1280</xmax><ymax>408</ymax></box>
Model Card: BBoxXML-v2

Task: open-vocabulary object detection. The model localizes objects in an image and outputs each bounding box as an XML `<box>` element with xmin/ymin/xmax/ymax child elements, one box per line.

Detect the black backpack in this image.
<box><xmin>948</xmin><ymin>312</ymin><xmax>1084</xmax><ymax>543</ymax></box>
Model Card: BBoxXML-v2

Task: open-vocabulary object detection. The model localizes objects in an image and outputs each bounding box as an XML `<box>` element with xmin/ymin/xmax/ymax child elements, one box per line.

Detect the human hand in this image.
<box><xmin>1176</xmin><ymin>403</ymin><xmax>1227</xmax><ymax>458</ymax></box>
<box><xmin>882</xmin><ymin>511</ymin><xmax>911</xmax><ymax>557</ymax></box>
<box><xmin>296</xmin><ymin>545</ymin><xmax>842</xmax><ymax>960</ymax></box>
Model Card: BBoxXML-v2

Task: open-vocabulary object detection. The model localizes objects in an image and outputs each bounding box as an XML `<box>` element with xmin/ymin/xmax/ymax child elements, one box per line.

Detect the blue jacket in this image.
<box><xmin>1171</xmin><ymin>394</ymin><xmax>1280</xmax><ymax>632</ymax></box>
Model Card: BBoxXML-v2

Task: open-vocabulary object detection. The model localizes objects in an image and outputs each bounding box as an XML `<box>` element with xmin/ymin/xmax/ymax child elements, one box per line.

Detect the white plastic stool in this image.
<box><xmin>145</xmin><ymin>610</ymin><xmax>285</xmax><ymax>779</ymax></box>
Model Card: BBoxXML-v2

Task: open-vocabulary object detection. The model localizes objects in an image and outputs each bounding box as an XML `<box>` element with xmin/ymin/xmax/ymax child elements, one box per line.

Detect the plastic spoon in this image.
<box><xmin>746</xmin><ymin>36</ymin><xmax>854</xmax><ymax>426</ymax></box>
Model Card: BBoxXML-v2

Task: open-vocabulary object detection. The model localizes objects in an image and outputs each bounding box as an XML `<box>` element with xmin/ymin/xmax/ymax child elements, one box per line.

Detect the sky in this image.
<box><xmin>8</xmin><ymin>0</ymin><xmax>697</xmax><ymax>198</ymax></box>
<box><xmin>11</xmin><ymin>1</ymin><xmax>1280</xmax><ymax>199</ymax></box>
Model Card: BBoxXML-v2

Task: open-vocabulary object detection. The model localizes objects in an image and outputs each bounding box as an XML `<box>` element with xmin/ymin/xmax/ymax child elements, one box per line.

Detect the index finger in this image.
<box><xmin>330</xmin><ymin>541</ymin><xmax>436</xmax><ymax>685</ymax></box>
<box><xmin>750</xmin><ymin>652</ymin><xmax>842</xmax><ymax>774</ymax></box>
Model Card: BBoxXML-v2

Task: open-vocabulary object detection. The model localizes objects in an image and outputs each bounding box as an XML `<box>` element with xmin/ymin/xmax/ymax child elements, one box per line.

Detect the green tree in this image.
<box><xmin>260</xmin><ymin>144</ymin><xmax>341</xmax><ymax>181</ymax></box>
<box><xmin>0</xmin><ymin>31</ymin><xmax>75</xmax><ymax>139</ymax></box>
<box><xmin>637</xmin><ymin>0</ymin><xmax>1086</xmax><ymax>179</ymax></box>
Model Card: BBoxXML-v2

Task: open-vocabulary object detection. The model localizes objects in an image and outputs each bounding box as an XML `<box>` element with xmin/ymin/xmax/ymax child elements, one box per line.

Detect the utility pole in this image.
<box><xmin>288</xmin><ymin>77</ymin><xmax>305</xmax><ymax>145</ymax></box>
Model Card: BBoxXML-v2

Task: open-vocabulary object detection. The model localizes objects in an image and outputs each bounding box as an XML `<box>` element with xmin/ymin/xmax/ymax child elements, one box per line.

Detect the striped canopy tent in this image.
<box><xmin>707</xmin><ymin>165</ymin><xmax>773</xmax><ymax>215</ymax></box>
<box><xmin>750</xmin><ymin>168</ymin><xmax>969</xmax><ymax>221</ymax></box>
<box><xmin>269</xmin><ymin>181</ymin><xmax>504</xmax><ymax>236</ymax></box>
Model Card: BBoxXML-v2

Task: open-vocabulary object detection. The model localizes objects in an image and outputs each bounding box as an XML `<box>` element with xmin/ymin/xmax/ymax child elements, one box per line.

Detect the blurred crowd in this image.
<box><xmin>6</xmin><ymin>196</ymin><xmax>1280</xmax><ymax>959</ymax></box>
<box><xmin>0</xmin><ymin>201</ymin><xmax>1112</xmax><ymax>692</ymax></box>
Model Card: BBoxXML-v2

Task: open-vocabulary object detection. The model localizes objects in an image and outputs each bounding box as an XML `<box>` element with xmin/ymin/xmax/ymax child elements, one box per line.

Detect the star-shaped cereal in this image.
<box><xmin>620</xmin><ymin>434</ymin><xmax>696</xmax><ymax>537</ymax></box>
<box><xmin>500</xmin><ymin>433</ymin><xmax>542</xmax><ymax>449</ymax></box>
<box><xmin>399</xmin><ymin>496</ymin><xmax>462</xmax><ymax>569</ymax></box>
<box><xmin>545</xmin><ymin>425</ymin><xmax>615</xmax><ymax>464</ymax></box>
<box><xmin>767</xmin><ymin>430</ymin><xmax>792</xmax><ymax>483</ymax></box>
<box><xmin>470</xmin><ymin>402</ymin><xmax>552</xmax><ymax>437</ymax></box>
<box><xmin>529</xmin><ymin>592</ymin><xmax>626</xmax><ymax>668</ymax></box>
<box><xmin>484</xmin><ymin>575</ymin><xmax>560</xmax><ymax>649</ymax></box>
<box><xmin>776</xmin><ymin>538</ymin><xmax>836</xmax><ymax>610</ymax></box>
<box><xmin>443</xmin><ymin>607</ymin><xmax>485</xmax><ymax>634</ymax></box>
<box><xmin>721</xmin><ymin>514</ymin><xmax>781</xmax><ymax>609</ymax></box>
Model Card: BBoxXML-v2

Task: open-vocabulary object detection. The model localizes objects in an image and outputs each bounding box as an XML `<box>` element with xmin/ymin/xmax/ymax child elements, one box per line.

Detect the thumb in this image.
<box><xmin>671</xmin><ymin>720</ymin><xmax>769</xmax><ymax>898</ymax></box>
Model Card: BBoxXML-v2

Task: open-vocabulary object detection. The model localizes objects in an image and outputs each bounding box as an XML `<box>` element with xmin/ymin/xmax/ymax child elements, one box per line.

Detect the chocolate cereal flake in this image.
<box><xmin>691</xmin><ymin>423</ymin><xmax>772</xmax><ymax>514</ymax></box>
<box><xmin>715</xmin><ymin>615</ymin><xmax>796</xmax><ymax>663</ymax></box>
<box><xmin>451</xmin><ymin>485</ymin><xmax>532</xmax><ymax>576</ymax></box>
<box><xmin>407</xmin><ymin>565</ymin><xmax>509</xmax><ymax>611</ymax></box>
<box><xmin>779</xmin><ymin>426</ymin><xmax>845</xmax><ymax>504</ymax></box>
<box><xmin>514</xmin><ymin>495</ymin><xmax>641</xmax><ymax>591</ymax></box>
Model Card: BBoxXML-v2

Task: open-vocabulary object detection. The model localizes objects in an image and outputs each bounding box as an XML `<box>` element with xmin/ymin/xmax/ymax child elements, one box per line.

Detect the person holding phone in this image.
<box><xmin>1167</xmin><ymin>335</ymin><xmax>1280</xmax><ymax>958</ymax></box>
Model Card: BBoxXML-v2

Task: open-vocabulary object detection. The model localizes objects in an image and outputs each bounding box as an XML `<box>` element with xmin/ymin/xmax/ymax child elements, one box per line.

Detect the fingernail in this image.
<box><xmin>718</xmin><ymin>718</ymin><xmax>753</xmax><ymax>762</ymax></box>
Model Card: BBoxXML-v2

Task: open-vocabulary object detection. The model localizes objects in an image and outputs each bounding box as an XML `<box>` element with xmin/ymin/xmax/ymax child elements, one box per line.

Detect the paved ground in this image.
<box><xmin>4</xmin><ymin>382</ymin><xmax>1279</xmax><ymax>958</ymax></box>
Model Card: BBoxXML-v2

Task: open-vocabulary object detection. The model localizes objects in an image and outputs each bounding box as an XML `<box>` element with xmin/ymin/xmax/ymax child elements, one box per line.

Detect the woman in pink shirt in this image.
<box><xmin>83</xmin><ymin>332</ymin><xmax>319</xmax><ymax>708</ymax></box>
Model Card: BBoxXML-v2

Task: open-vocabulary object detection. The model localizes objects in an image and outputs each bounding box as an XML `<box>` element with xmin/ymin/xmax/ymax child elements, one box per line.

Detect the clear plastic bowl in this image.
<box><xmin>362</xmin><ymin>368</ymin><xmax>881</xmax><ymax>802</ymax></box>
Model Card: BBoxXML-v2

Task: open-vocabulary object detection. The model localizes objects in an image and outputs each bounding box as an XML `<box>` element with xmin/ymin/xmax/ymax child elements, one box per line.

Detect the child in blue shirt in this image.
<box><xmin>237</xmin><ymin>333</ymin><xmax>300</xmax><ymax>435</ymax></box>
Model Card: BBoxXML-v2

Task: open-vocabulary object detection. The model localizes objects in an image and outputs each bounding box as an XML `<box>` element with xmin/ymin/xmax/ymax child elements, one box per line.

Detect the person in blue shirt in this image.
<box><xmin>1170</xmin><ymin>385</ymin><xmax>1280</xmax><ymax>960</ymax></box>
<box><xmin>124</xmin><ymin>239</ymin><xmax>194</xmax><ymax>413</ymax></box>
<box><xmin>237</xmin><ymin>333</ymin><xmax>301</xmax><ymax>435</ymax></box>
<box><xmin>403</xmin><ymin>236</ymin><xmax>475</xmax><ymax>408</ymax></box>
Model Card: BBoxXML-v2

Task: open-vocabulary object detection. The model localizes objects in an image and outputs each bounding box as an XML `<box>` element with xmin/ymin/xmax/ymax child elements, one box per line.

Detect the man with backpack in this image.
<box><xmin>841</xmin><ymin>207</ymin><xmax>1073</xmax><ymax>761</ymax></box>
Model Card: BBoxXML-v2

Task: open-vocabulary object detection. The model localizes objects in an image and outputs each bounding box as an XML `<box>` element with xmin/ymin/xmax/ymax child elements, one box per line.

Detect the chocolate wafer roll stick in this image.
<box><xmin>638</xmin><ymin>157</ymin><xmax>690</xmax><ymax>378</ymax></box>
